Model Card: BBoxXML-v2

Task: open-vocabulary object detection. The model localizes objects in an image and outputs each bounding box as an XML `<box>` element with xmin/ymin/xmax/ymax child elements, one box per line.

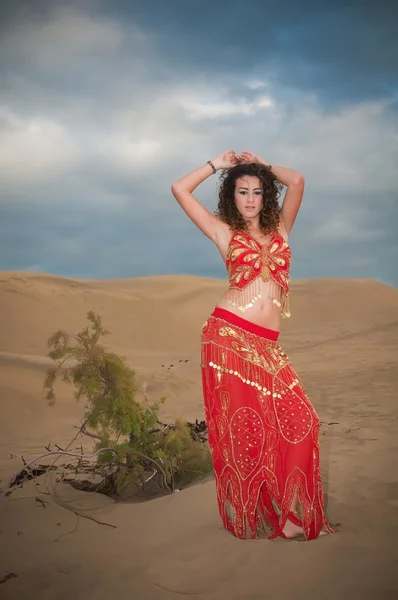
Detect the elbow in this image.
<box><xmin>171</xmin><ymin>181</ymin><xmax>183</xmax><ymax>192</ymax></box>
<box><xmin>292</xmin><ymin>173</ymin><xmax>305</xmax><ymax>187</ymax></box>
<box><xmin>171</xmin><ymin>182</ymin><xmax>180</xmax><ymax>197</ymax></box>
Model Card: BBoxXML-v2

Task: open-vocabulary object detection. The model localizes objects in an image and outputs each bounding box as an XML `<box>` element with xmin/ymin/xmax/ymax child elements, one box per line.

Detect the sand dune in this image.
<box><xmin>0</xmin><ymin>272</ymin><xmax>398</xmax><ymax>598</ymax></box>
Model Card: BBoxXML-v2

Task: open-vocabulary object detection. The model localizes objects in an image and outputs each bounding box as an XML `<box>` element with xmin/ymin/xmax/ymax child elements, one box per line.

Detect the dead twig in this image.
<box><xmin>0</xmin><ymin>573</ymin><xmax>17</xmax><ymax>585</ymax></box>
<box><xmin>1</xmin><ymin>448</ymin><xmax>119</xmax><ymax>500</ymax></box>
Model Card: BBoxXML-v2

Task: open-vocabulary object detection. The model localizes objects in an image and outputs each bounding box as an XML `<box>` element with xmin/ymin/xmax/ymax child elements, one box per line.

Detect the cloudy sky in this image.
<box><xmin>1</xmin><ymin>0</ymin><xmax>397</xmax><ymax>286</ymax></box>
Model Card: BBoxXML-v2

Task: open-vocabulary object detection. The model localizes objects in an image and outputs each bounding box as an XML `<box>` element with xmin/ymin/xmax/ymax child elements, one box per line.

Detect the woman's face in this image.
<box><xmin>234</xmin><ymin>176</ymin><xmax>263</xmax><ymax>219</ymax></box>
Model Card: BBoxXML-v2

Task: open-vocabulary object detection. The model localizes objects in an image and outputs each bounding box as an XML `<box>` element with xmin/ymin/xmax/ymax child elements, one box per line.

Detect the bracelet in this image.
<box><xmin>207</xmin><ymin>160</ymin><xmax>217</xmax><ymax>174</ymax></box>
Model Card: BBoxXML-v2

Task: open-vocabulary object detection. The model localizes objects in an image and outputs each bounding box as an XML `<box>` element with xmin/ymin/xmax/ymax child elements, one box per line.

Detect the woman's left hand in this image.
<box><xmin>240</xmin><ymin>151</ymin><xmax>262</xmax><ymax>164</ymax></box>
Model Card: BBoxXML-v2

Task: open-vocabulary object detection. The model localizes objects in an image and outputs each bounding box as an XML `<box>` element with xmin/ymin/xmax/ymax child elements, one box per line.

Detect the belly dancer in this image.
<box><xmin>171</xmin><ymin>150</ymin><xmax>334</xmax><ymax>540</ymax></box>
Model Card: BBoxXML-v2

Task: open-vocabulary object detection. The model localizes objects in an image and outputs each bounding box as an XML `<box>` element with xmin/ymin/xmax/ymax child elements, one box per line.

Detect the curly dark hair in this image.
<box><xmin>215</xmin><ymin>162</ymin><xmax>283</xmax><ymax>234</ymax></box>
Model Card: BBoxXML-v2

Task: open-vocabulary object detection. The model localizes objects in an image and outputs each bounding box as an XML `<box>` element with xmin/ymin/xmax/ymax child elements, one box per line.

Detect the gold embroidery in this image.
<box><xmin>230</xmin><ymin>265</ymin><xmax>252</xmax><ymax>285</ymax></box>
<box><xmin>270</xmin><ymin>241</ymin><xmax>279</xmax><ymax>253</ymax></box>
<box><xmin>230</xmin><ymin>247</ymin><xmax>246</xmax><ymax>261</ymax></box>
<box><xmin>222</xmin><ymin>230</ymin><xmax>292</xmax><ymax>318</ymax></box>
<box><xmin>274</xmin><ymin>257</ymin><xmax>286</xmax><ymax>266</ymax></box>
<box><xmin>261</xmin><ymin>265</ymin><xmax>271</xmax><ymax>282</ymax></box>
<box><xmin>234</xmin><ymin>234</ymin><xmax>259</xmax><ymax>250</ymax></box>
<box><xmin>231</xmin><ymin>407</ymin><xmax>265</xmax><ymax>480</ymax></box>
<box><xmin>243</xmin><ymin>252</ymin><xmax>260</xmax><ymax>263</ymax></box>
<box><xmin>201</xmin><ymin>312</ymin><xmax>334</xmax><ymax>540</ymax></box>
<box><xmin>219</xmin><ymin>326</ymin><xmax>240</xmax><ymax>338</ymax></box>
<box><xmin>220</xmin><ymin>391</ymin><xmax>230</xmax><ymax>412</ymax></box>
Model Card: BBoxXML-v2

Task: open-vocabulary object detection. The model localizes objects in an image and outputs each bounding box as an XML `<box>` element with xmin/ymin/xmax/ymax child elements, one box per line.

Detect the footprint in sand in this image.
<box><xmin>161</xmin><ymin>359</ymin><xmax>190</xmax><ymax>370</ymax></box>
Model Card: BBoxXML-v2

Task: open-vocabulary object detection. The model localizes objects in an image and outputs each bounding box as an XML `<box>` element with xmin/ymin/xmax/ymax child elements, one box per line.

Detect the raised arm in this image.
<box><xmin>171</xmin><ymin>150</ymin><xmax>240</xmax><ymax>243</ymax></box>
<box><xmin>240</xmin><ymin>151</ymin><xmax>305</xmax><ymax>235</ymax></box>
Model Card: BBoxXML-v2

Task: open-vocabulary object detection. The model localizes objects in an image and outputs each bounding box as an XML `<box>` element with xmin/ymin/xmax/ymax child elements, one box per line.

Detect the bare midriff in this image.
<box><xmin>215</xmin><ymin>278</ymin><xmax>286</xmax><ymax>332</ymax></box>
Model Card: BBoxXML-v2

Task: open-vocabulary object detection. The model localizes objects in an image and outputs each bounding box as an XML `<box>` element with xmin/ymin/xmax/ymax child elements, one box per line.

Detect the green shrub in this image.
<box><xmin>44</xmin><ymin>311</ymin><xmax>212</xmax><ymax>496</ymax></box>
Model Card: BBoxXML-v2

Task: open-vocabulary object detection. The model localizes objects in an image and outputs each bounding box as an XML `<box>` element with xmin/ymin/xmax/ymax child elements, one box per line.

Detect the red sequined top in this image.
<box><xmin>226</xmin><ymin>230</ymin><xmax>292</xmax><ymax>293</ymax></box>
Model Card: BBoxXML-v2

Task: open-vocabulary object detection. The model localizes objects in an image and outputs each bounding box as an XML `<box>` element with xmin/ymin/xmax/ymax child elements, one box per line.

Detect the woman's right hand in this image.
<box><xmin>212</xmin><ymin>150</ymin><xmax>241</xmax><ymax>171</ymax></box>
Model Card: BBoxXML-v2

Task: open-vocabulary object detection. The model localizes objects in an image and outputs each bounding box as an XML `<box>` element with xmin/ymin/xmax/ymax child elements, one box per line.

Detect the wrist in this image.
<box><xmin>210</xmin><ymin>159</ymin><xmax>222</xmax><ymax>171</ymax></box>
<box><xmin>206</xmin><ymin>159</ymin><xmax>221</xmax><ymax>173</ymax></box>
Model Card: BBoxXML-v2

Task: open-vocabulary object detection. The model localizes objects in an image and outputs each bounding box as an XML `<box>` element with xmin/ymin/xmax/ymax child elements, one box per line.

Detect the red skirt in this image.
<box><xmin>201</xmin><ymin>307</ymin><xmax>334</xmax><ymax>541</ymax></box>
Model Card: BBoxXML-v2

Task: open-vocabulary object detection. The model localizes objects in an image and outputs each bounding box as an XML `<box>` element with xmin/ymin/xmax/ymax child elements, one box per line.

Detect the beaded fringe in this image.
<box><xmin>200</xmin><ymin>338</ymin><xmax>286</xmax><ymax>394</ymax></box>
<box><xmin>221</xmin><ymin>278</ymin><xmax>291</xmax><ymax>319</ymax></box>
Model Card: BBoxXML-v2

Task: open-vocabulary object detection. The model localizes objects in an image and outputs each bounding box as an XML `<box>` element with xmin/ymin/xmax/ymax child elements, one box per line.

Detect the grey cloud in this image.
<box><xmin>0</xmin><ymin>1</ymin><xmax>397</xmax><ymax>289</ymax></box>
<box><xmin>102</xmin><ymin>0</ymin><xmax>398</xmax><ymax>104</ymax></box>
<box><xmin>4</xmin><ymin>0</ymin><xmax>397</xmax><ymax>107</ymax></box>
<box><xmin>290</xmin><ymin>190</ymin><xmax>398</xmax><ymax>286</ymax></box>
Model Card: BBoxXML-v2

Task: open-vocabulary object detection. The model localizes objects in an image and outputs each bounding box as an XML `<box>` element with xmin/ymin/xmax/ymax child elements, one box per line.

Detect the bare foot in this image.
<box><xmin>282</xmin><ymin>519</ymin><xmax>328</xmax><ymax>539</ymax></box>
<box><xmin>282</xmin><ymin>518</ymin><xmax>305</xmax><ymax>539</ymax></box>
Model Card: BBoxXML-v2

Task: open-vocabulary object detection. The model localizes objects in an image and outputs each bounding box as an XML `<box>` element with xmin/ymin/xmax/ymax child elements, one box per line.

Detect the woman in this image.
<box><xmin>171</xmin><ymin>150</ymin><xmax>334</xmax><ymax>541</ymax></box>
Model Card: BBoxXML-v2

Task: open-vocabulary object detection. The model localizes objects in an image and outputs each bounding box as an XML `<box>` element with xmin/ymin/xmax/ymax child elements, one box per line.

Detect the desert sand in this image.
<box><xmin>0</xmin><ymin>271</ymin><xmax>397</xmax><ymax>599</ymax></box>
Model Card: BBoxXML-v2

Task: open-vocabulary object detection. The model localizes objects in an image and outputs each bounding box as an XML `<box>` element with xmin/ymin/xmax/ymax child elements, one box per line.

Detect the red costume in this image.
<box><xmin>221</xmin><ymin>229</ymin><xmax>292</xmax><ymax>318</ymax></box>
<box><xmin>201</xmin><ymin>229</ymin><xmax>334</xmax><ymax>540</ymax></box>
